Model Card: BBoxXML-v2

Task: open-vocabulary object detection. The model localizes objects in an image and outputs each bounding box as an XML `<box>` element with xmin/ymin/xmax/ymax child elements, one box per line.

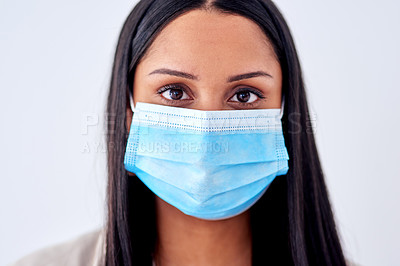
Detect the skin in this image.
<box><xmin>126</xmin><ymin>9</ymin><xmax>283</xmax><ymax>266</ymax></box>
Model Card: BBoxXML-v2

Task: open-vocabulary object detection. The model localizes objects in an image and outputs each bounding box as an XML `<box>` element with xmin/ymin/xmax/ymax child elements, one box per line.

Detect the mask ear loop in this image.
<box><xmin>129</xmin><ymin>89</ymin><xmax>135</xmax><ymax>112</ymax></box>
<box><xmin>279</xmin><ymin>95</ymin><xmax>285</xmax><ymax>120</ymax></box>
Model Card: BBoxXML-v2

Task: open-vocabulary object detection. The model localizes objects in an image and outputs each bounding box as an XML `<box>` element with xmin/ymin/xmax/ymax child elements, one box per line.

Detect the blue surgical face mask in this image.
<box><xmin>124</xmin><ymin>96</ymin><xmax>289</xmax><ymax>220</ymax></box>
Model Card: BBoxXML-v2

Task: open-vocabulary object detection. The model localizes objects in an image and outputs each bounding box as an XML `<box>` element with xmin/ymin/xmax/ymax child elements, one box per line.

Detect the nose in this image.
<box><xmin>194</xmin><ymin>102</ymin><xmax>226</xmax><ymax>111</ymax></box>
<box><xmin>191</xmin><ymin>89</ymin><xmax>231</xmax><ymax>111</ymax></box>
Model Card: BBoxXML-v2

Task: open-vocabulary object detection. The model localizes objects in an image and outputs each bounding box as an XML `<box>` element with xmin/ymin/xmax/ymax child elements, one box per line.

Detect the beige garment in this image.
<box><xmin>9</xmin><ymin>228</ymin><xmax>106</xmax><ymax>266</ymax></box>
<box><xmin>9</xmin><ymin>228</ymin><xmax>357</xmax><ymax>266</ymax></box>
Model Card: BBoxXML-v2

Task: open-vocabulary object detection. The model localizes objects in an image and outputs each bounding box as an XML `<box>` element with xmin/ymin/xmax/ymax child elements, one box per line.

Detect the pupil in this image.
<box><xmin>237</xmin><ymin>91</ymin><xmax>250</xmax><ymax>102</ymax></box>
<box><xmin>169</xmin><ymin>89</ymin><xmax>183</xmax><ymax>100</ymax></box>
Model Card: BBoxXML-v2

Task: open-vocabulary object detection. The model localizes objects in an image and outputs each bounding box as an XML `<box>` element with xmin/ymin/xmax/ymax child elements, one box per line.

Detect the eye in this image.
<box><xmin>229</xmin><ymin>88</ymin><xmax>264</xmax><ymax>104</ymax></box>
<box><xmin>157</xmin><ymin>84</ymin><xmax>191</xmax><ymax>101</ymax></box>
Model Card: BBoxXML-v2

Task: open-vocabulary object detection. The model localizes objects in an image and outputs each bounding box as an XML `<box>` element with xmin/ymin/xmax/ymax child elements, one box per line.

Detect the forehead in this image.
<box><xmin>138</xmin><ymin>9</ymin><xmax>278</xmax><ymax>73</ymax></box>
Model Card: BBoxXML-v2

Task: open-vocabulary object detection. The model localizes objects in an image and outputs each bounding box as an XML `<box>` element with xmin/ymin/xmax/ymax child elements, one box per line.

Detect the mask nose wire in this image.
<box><xmin>129</xmin><ymin>89</ymin><xmax>135</xmax><ymax>112</ymax></box>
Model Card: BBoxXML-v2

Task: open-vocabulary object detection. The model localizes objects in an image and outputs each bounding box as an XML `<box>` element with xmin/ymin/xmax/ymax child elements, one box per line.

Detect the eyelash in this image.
<box><xmin>156</xmin><ymin>84</ymin><xmax>266</xmax><ymax>107</ymax></box>
<box><xmin>157</xmin><ymin>84</ymin><xmax>184</xmax><ymax>94</ymax></box>
<box><xmin>156</xmin><ymin>84</ymin><xmax>191</xmax><ymax>105</ymax></box>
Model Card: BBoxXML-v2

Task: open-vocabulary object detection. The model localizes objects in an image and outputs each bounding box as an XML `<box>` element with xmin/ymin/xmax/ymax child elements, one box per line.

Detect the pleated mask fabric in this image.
<box><xmin>124</xmin><ymin>101</ymin><xmax>289</xmax><ymax>220</ymax></box>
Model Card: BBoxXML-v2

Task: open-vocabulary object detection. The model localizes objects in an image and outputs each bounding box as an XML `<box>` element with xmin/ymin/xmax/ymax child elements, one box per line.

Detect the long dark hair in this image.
<box><xmin>105</xmin><ymin>0</ymin><xmax>347</xmax><ymax>265</ymax></box>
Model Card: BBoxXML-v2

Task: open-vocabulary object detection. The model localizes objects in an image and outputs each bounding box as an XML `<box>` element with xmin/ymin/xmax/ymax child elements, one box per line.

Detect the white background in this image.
<box><xmin>1</xmin><ymin>0</ymin><xmax>399</xmax><ymax>265</ymax></box>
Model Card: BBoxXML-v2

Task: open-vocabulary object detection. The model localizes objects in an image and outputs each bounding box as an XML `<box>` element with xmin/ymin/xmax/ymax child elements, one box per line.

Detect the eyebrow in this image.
<box><xmin>148</xmin><ymin>68</ymin><xmax>198</xmax><ymax>80</ymax></box>
<box><xmin>227</xmin><ymin>71</ymin><xmax>273</xmax><ymax>82</ymax></box>
<box><xmin>148</xmin><ymin>68</ymin><xmax>273</xmax><ymax>82</ymax></box>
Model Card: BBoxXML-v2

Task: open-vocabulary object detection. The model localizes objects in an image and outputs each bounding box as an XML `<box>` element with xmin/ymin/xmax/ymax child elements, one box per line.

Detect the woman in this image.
<box><xmin>11</xmin><ymin>0</ymin><xmax>347</xmax><ymax>265</ymax></box>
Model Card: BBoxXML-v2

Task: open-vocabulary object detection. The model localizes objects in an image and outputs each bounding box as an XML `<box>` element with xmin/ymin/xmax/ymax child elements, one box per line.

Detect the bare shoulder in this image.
<box><xmin>9</xmin><ymin>228</ymin><xmax>105</xmax><ymax>266</ymax></box>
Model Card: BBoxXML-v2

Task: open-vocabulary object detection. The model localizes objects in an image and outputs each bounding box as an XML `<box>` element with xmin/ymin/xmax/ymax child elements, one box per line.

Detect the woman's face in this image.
<box><xmin>131</xmin><ymin>9</ymin><xmax>282</xmax><ymax>114</ymax></box>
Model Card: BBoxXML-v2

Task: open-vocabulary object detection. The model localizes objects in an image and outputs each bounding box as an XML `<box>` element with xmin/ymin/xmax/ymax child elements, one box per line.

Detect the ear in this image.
<box><xmin>126</xmin><ymin>105</ymin><xmax>133</xmax><ymax>130</ymax></box>
<box><xmin>126</xmin><ymin>106</ymin><xmax>135</xmax><ymax>177</ymax></box>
